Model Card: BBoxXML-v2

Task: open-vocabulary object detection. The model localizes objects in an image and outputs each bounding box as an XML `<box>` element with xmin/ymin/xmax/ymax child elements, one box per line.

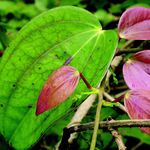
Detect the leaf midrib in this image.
<box><xmin>0</xmin><ymin>20</ymin><xmax>99</xmax><ymax>72</ymax></box>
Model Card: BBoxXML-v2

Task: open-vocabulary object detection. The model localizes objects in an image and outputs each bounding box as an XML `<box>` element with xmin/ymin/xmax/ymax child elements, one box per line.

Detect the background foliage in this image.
<box><xmin>0</xmin><ymin>0</ymin><xmax>150</xmax><ymax>150</ymax></box>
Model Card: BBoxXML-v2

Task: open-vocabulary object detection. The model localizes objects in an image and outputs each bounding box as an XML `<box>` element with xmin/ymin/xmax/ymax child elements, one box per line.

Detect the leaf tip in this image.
<box><xmin>35</xmin><ymin>101</ymin><xmax>48</xmax><ymax>116</ymax></box>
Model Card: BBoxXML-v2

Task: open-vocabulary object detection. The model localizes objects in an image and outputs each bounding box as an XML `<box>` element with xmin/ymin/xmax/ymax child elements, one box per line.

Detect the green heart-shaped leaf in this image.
<box><xmin>0</xmin><ymin>6</ymin><xmax>118</xmax><ymax>149</ymax></box>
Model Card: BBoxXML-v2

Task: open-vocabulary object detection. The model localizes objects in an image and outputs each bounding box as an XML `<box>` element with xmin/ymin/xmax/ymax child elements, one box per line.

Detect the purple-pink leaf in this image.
<box><xmin>36</xmin><ymin>66</ymin><xmax>80</xmax><ymax>115</ymax></box>
<box><xmin>123</xmin><ymin>58</ymin><xmax>150</xmax><ymax>89</ymax></box>
<box><xmin>124</xmin><ymin>90</ymin><xmax>150</xmax><ymax>135</ymax></box>
<box><xmin>133</xmin><ymin>50</ymin><xmax>150</xmax><ymax>63</ymax></box>
<box><xmin>118</xmin><ymin>7</ymin><xmax>150</xmax><ymax>40</ymax></box>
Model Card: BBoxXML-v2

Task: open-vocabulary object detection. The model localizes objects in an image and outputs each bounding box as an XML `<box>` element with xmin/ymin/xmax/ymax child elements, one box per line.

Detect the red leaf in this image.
<box><xmin>36</xmin><ymin>66</ymin><xmax>80</xmax><ymax>115</ymax></box>
<box><xmin>118</xmin><ymin>7</ymin><xmax>150</xmax><ymax>40</ymax></box>
<box><xmin>124</xmin><ymin>90</ymin><xmax>150</xmax><ymax>135</ymax></box>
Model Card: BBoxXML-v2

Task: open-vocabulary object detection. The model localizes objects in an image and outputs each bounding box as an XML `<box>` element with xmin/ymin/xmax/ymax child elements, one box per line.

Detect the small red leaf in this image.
<box><xmin>124</xmin><ymin>90</ymin><xmax>150</xmax><ymax>135</ymax></box>
<box><xmin>36</xmin><ymin>66</ymin><xmax>80</xmax><ymax>115</ymax></box>
<box><xmin>118</xmin><ymin>7</ymin><xmax>150</xmax><ymax>40</ymax></box>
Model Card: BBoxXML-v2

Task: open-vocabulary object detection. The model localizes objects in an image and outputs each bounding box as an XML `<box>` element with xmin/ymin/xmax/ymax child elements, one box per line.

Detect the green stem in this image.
<box><xmin>90</xmin><ymin>88</ymin><xmax>103</xmax><ymax>150</ymax></box>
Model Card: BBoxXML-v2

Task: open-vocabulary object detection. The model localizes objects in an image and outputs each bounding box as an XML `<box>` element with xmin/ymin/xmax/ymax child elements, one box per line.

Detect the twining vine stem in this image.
<box><xmin>90</xmin><ymin>88</ymin><xmax>103</xmax><ymax>150</ymax></box>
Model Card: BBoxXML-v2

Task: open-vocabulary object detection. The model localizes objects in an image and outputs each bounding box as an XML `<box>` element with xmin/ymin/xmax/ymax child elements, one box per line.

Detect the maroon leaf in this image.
<box><xmin>118</xmin><ymin>7</ymin><xmax>150</xmax><ymax>40</ymax></box>
<box><xmin>36</xmin><ymin>66</ymin><xmax>80</xmax><ymax>115</ymax></box>
<box><xmin>124</xmin><ymin>90</ymin><xmax>150</xmax><ymax>135</ymax></box>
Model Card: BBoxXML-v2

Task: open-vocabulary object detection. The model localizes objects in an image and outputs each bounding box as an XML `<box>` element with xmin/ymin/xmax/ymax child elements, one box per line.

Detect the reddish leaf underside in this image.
<box><xmin>36</xmin><ymin>66</ymin><xmax>80</xmax><ymax>115</ymax></box>
<box><xmin>118</xmin><ymin>7</ymin><xmax>150</xmax><ymax>40</ymax></box>
<box><xmin>124</xmin><ymin>90</ymin><xmax>150</xmax><ymax>135</ymax></box>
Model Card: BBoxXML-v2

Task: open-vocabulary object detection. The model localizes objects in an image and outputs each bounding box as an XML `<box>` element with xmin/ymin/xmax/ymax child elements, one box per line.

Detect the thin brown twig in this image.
<box><xmin>117</xmin><ymin>48</ymin><xmax>142</xmax><ymax>55</ymax></box>
<box><xmin>107</xmin><ymin>118</ymin><xmax>126</xmax><ymax>150</ymax></box>
<box><xmin>111</xmin><ymin>85</ymin><xmax>128</xmax><ymax>91</ymax></box>
<box><xmin>58</xmin><ymin>119</ymin><xmax>150</xmax><ymax>150</ymax></box>
<box><xmin>66</xmin><ymin>119</ymin><xmax>150</xmax><ymax>133</ymax></box>
<box><xmin>109</xmin><ymin>127</ymin><xmax>126</xmax><ymax>150</ymax></box>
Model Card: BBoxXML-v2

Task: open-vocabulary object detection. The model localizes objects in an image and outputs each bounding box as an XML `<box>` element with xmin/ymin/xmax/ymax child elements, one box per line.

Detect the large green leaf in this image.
<box><xmin>0</xmin><ymin>6</ymin><xmax>118</xmax><ymax>149</ymax></box>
